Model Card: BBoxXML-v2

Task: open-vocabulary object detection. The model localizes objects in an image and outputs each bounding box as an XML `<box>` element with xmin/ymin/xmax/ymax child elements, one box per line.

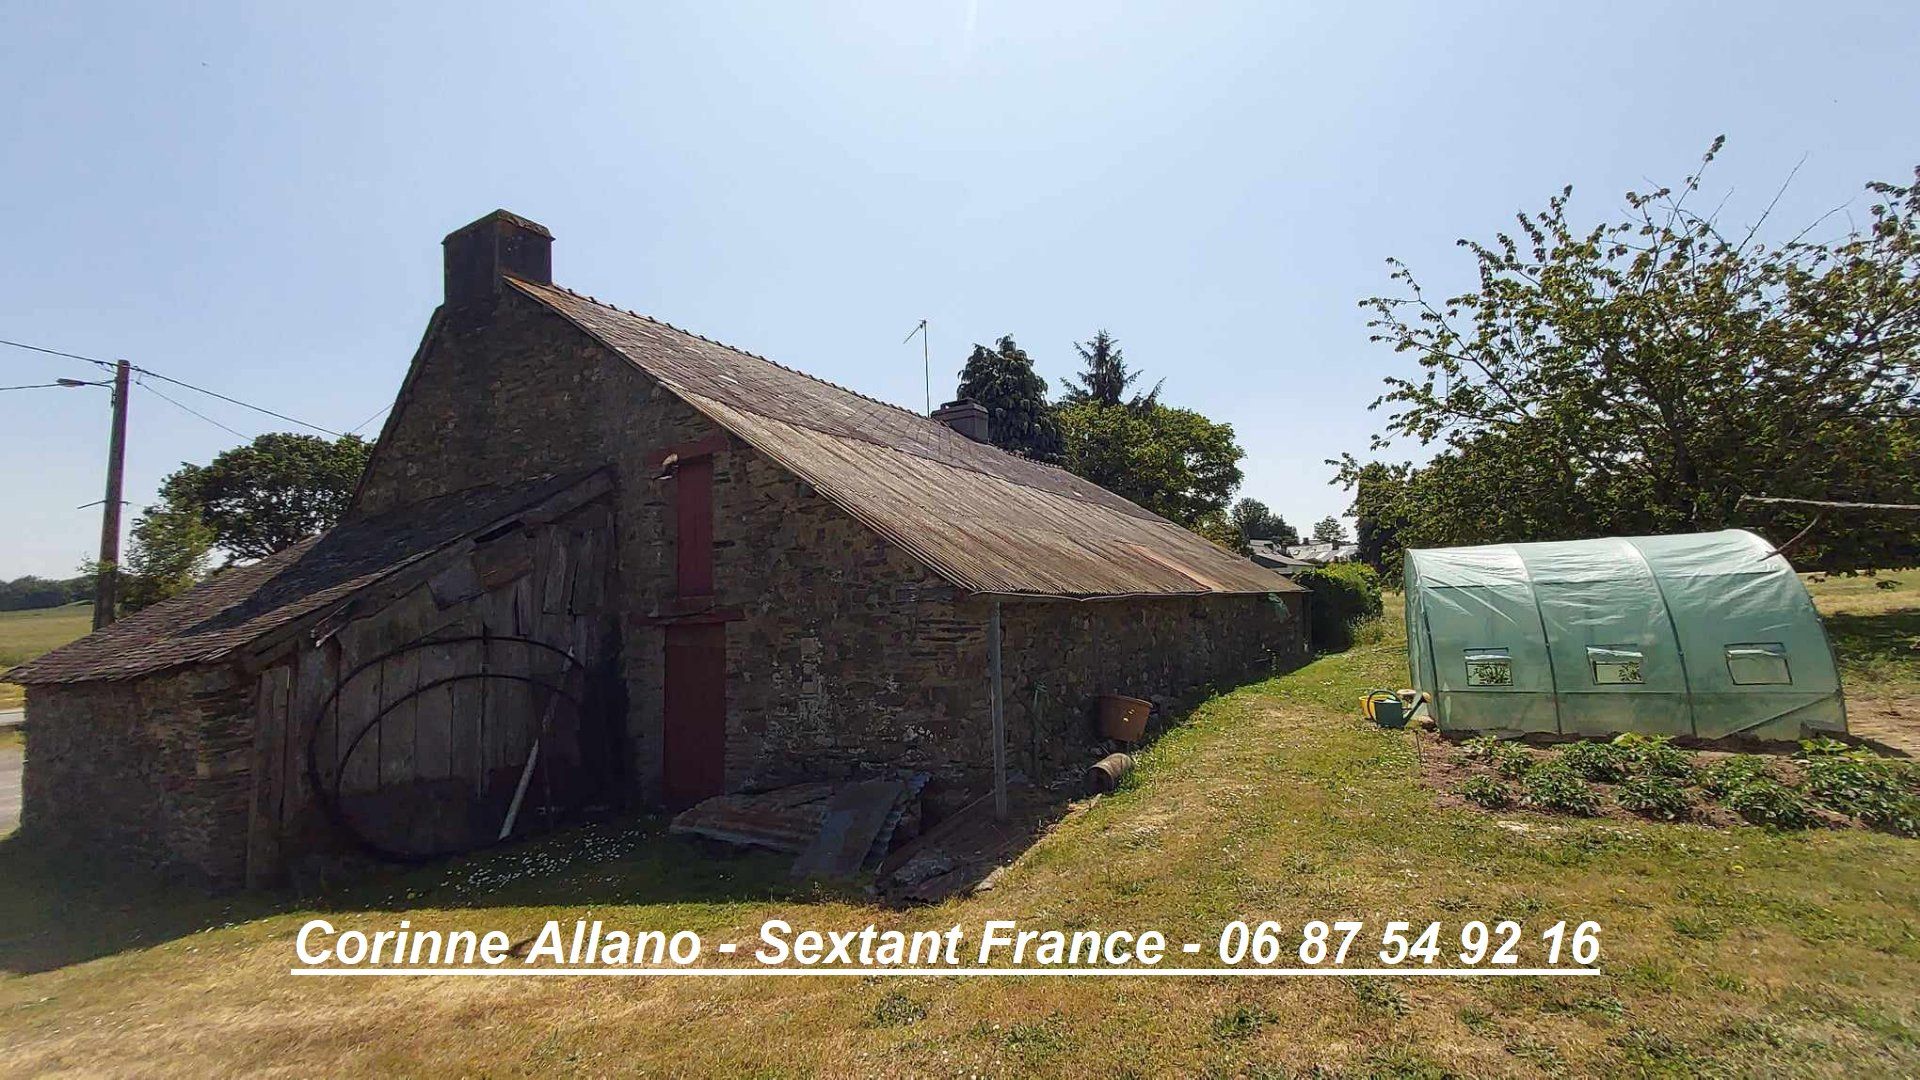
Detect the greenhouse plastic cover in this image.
<box><xmin>1403</xmin><ymin>530</ymin><xmax>1845</xmax><ymax>741</ymax></box>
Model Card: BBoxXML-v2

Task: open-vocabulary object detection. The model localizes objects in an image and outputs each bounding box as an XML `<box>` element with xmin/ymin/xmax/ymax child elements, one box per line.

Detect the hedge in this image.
<box><xmin>1294</xmin><ymin>562</ymin><xmax>1383</xmax><ymax>651</ymax></box>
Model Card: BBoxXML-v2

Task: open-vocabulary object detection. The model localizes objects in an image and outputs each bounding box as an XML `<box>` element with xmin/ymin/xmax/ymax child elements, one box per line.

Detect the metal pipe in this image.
<box><xmin>989</xmin><ymin>597</ymin><xmax>1007</xmax><ymax>820</ymax></box>
<box><xmin>1085</xmin><ymin>752</ymin><xmax>1134</xmax><ymax>794</ymax></box>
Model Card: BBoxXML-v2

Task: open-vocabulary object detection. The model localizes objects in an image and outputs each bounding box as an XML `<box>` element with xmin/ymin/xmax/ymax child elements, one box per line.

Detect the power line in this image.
<box><xmin>347</xmin><ymin>402</ymin><xmax>391</xmax><ymax>436</ymax></box>
<box><xmin>130</xmin><ymin>365</ymin><xmax>344</xmax><ymax>437</ymax></box>
<box><xmin>0</xmin><ymin>337</ymin><xmax>116</xmax><ymax>371</ymax></box>
<box><xmin>0</xmin><ymin>335</ymin><xmax>344</xmax><ymax>437</ymax></box>
<box><xmin>140</xmin><ymin>372</ymin><xmax>247</xmax><ymax>434</ymax></box>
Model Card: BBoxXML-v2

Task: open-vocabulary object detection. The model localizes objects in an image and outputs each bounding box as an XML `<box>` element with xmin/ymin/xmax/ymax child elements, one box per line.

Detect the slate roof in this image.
<box><xmin>512</xmin><ymin>279</ymin><xmax>1299</xmax><ymax>599</ymax></box>
<box><xmin>5</xmin><ymin>471</ymin><xmax>599</xmax><ymax>685</ymax></box>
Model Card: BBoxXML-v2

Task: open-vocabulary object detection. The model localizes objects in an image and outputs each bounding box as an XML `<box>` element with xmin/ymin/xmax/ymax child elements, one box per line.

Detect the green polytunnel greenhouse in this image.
<box><xmin>1403</xmin><ymin>530</ymin><xmax>1846</xmax><ymax>742</ymax></box>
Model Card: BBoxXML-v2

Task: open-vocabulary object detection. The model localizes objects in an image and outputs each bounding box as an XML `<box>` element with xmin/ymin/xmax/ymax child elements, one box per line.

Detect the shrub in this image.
<box><xmin>1612</xmin><ymin>733</ymin><xmax>1696</xmax><ymax>779</ymax></box>
<box><xmin>1722</xmin><ymin>779</ymin><xmax>1815</xmax><ymax>830</ymax></box>
<box><xmin>1700</xmin><ymin>755</ymin><xmax>1779</xmax><ymax>799</ymax></box>
<box><xmin>1617</xmin><ymin>775</ymin><xmax>1693</xmax><ymax>821</ymax></box>
<box><xmin>1295</xmin><ymin>563</ymin><xmax>1383</xmax><ymax>652</ymax></box>
<box><xmin>1523</xmin><ymin>763</ymin><xmax>1601</xmax><ymax>816</ymax></box>
<box><xmin>1460</xmin><ymin>775</ymin><xmax>1513</xmax><ymax>809</ymax></box>
<box><xmin>1560</xmin><ymin>741</ymin><xmax>1632</xmax><ymax>782</ymax></box>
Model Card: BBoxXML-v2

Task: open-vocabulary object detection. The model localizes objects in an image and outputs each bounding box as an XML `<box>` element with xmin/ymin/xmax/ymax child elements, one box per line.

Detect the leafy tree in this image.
<box><xmin>1340</xmin><ymin>143</ymin><xmax>1920</xmax><ymax>570</ymax></box>
<box><xmin>956</xmin><ymin>336</ymin><xmax>1061</xmax><ymax>462</ymax></box>
<box><xmin>1229</xmin><ymin>498</ymin><xmax>1298</xmax><ymax>546</ymax></box>
<box><xmin>1188</xmin><ymin>510</ymin><xmax>1244</xmax><ymax>553</ymax></box>
<box><xmin>1057</xmin><ymin>401</ymin><xmax>1244</xmax><ymax>528</ymax></box>
<box><xmin>159</xmin><ymin>433</ymin><xmax>372</xmax><ymax>560</ymax></box>
<box><xmin>1342</xmin><ymin>461</ymin><xmax>1410</xmax><ymax>576</ymax></box>
<box><xmin>1060</xmin><ymin>330</ymin><xmax>1162</xmax><ymax>410</ymax></box>
<box><xmin>1311</xmin><ymin>516</ymin><xmax>1348</xmax><ymax>544</ymax></box>
<box><xmin>118</xmin><ymin>501</ymin><xmax>216</xmax><ymax>612</ymax></box>
<box><xmin>0</xmin><ymin>575</ymin><xmax>91</xmax><ymax>612</ymax></box>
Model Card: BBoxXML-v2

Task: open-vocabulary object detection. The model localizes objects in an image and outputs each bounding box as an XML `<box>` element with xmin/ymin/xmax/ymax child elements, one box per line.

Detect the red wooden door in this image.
<box><xmin>662</xmin><ymin>622</ymin><xmax>726</xmax><ymax>808</ymax></box>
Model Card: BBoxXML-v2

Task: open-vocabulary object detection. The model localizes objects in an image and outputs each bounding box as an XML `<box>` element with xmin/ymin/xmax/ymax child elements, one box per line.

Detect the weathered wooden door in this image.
<box><xmin>662</xmin><ymin>622</ymin><xmax>726</xmax><ymax>808</ymax></box>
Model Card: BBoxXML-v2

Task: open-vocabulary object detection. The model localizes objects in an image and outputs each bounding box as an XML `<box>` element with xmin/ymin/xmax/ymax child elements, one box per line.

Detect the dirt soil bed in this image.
<box><xmin>1413</xmin><ymin>722</ymin><xmax>1867</xmax><ymax>831</ymax></box>
<box><xmin>1847</xmin><ymin>694</ymin><xmax>1920</xmax><ymax>758</ymax></box>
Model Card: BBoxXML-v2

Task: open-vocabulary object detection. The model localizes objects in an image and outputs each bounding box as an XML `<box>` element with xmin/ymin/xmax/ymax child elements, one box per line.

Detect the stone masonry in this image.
<box><xmin>21</xmin><ymin>666</ymin><xmax>253</xmax><ymax>884</ymax></box>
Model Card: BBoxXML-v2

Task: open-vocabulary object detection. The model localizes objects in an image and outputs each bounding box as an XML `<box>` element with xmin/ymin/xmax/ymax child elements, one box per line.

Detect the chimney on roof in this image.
<box><xmin>932</xmin><ymin>398</ymin><xmax>991</xmax><ymax>443</ymax></box>
<box><xmin>442</xmin><ymin>210</ymin><xmax>553</xmax><ymax>306</ymax></box>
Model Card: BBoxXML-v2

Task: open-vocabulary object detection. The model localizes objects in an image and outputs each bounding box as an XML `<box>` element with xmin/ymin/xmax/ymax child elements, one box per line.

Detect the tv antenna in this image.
<box><xmin>903</xmin><ymin>319</ymin><xmax>930</xmax><ymax>414</ymax></box>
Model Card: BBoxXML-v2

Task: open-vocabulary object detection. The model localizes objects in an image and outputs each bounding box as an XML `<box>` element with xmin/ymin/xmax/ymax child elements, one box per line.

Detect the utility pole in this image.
<box><xmin>903</xmin><ymin>319</ymin><xmax>930</xmax><ymax>414</ymax></box>
<box><xmin>92</xmin><ymin>359</ymin><xmax>130</xmax><ymax>630</ymax></box>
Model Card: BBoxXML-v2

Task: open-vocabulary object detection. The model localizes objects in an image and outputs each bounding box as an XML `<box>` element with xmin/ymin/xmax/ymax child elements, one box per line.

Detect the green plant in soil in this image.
<box><xmin>1700</xmin><ymin>755</ymin><xmax>1780</xmax><ymax>799</ymax></box>
<box><xmin>1458</xmin><ymin>775</ymin><xmax>1512</xmax><ymax>809</ymax></box>
<box><xmin>1721</xmin><ymin>778</ymin><xmax>1816</xmax><ymax>830</ymax></box>
<box><xmin>1559</xmin><ymin>741</ymin><xmax>1632</xmax><ymax>782</ymax></box>
<box><xmin>1522</xmin><ymin>762</ymin><xmax>1601</xmax><ymax>816</ymax></box>
<box><xmin>1492</xmin><ymin>742</ymin><xmax>1535</xmax><ymax>779</ymax></box>
<box><xmin>1612</xmin><ymin>733</ymin><xmax>1696</xmax><ymax>779</ymax></box>
<box><xmin>1458</xmin><ymin>734</ymin><xmax>1504</xmax><ymax>764</ymax></box>
<box><xmin>1617</xmin><ymin>775</ymin><xmax>1693</xmax><ymax>821</ymax></box>
<box><xmin>1797</xmin><ymin>751</ymin><xmax>1920</xmax><ymax>836</ymax></box>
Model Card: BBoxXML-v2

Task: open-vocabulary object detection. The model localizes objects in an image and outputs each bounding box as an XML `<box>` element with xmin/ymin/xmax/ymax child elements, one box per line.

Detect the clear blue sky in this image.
<box><xmin>2</xmin><ymin>2</ymin><xmax>1914</xmax><ymax>578</ymax></box>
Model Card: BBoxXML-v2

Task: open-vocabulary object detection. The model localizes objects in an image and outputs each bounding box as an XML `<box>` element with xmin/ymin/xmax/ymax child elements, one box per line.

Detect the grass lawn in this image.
<box><xmin>1806</xmin><ymin>571</ymin><xmax>1920</xmax><ymax>699</ymax></box>
<box><xmin>2</xmin><ymin>585</ymin><xmax>1917</xmax><ymax>1075</ymax></box>
<box><xmin>0</xmin><ymin>603</ymin><xmax>93</xmax><ymax>711</ymax></box>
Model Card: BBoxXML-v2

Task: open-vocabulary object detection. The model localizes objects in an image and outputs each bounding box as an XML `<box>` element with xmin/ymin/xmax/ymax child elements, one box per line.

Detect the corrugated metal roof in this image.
<box><xmin>5</xmin><ymin>471</ymin><xmax>602</xmax><ymax>685</ymax></box>
<box><xmin>513</xmin><ymin>279</ymin><xmax>1299</xmax><ymax>598</ymax></box>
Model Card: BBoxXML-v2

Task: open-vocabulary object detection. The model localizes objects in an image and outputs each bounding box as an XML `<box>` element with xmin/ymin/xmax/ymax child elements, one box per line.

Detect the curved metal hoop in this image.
<box><xmin>302</xmin><ymin>634</ymin><xmax>584</xmax><ymax>863</ymax></box>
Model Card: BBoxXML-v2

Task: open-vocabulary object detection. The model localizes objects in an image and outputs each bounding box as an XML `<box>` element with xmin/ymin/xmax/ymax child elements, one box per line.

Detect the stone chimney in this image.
<box><xmin>442</xmin><ymin>209</ymin><xmax>553</xmax><ymax>306</ymax></box>
<box><xmin>931</xmin><ymin>399</ymin><xmax>991</xmax><ymax>443</ymax></box>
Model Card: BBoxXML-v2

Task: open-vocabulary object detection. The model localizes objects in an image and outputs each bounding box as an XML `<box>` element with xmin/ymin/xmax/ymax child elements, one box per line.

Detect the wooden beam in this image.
<box><xmin>629</xmin><ymin>607</ymin><xmax>745</xmax><ymax>627</ymax></box>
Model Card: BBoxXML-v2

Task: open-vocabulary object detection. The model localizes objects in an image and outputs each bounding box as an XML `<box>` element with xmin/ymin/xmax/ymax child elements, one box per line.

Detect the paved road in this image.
<box><xmin>0</xmin><ymin>708</ymin><xmax>23</xmax><ymax>729</ymax></box>
<box><xmin>1</xmin><ymin>740</ymin><xmax>20</xmax><ymax>836</ymax></box>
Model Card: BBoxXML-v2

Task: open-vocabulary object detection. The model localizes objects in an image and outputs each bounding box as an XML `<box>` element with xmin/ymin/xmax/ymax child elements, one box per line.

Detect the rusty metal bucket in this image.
<box><xmin>1098</xmin><ymin>693</ymin><xmax>1151</xmax><ymax>742</ymax></box>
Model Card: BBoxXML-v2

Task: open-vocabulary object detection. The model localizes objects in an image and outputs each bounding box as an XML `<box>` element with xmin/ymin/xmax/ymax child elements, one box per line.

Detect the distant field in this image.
<box><xmin>0</xmin><ymin>604</ymin><xmax>93</xmax><ymax>711</ymax></box>
<box><xmin>1804</xmin><ymin>571</ymin><xmax>1919</xmax><ymax>699</ymax></box>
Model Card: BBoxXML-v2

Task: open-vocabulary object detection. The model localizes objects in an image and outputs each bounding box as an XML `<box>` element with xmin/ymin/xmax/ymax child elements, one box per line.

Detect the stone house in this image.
<box><xmin>6</xmin><ymin>210</ymin><xmax>1307</xmax><ymax>887</ymax></box>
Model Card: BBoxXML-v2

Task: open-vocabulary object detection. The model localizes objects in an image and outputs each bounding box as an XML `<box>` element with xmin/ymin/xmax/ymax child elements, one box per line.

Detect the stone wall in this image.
<box><xmin>353</xmin><ymin>292</ymin><xmax>640</xmax><ymax>514</ymax></box>
<box><xmin>998</xmin><ymin>592</ymin><xmax>1309</xmax><ymax>781</ymax></box>
<box><xmin>21</xmin><ymin>665</ymin><xmax>253</xmax><ymax>885</ymax></box>
<box><xmin>708</xmin><ymin>451</ymin><xmax>992</xmax><ymax>799</ymax></box>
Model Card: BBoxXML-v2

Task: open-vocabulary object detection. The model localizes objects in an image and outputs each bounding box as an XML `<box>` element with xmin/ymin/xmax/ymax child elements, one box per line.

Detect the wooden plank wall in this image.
<box><xmin>245</xmin><ymin>502</ymin><xmax>616</xmax><ymax>885</ymax></box>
